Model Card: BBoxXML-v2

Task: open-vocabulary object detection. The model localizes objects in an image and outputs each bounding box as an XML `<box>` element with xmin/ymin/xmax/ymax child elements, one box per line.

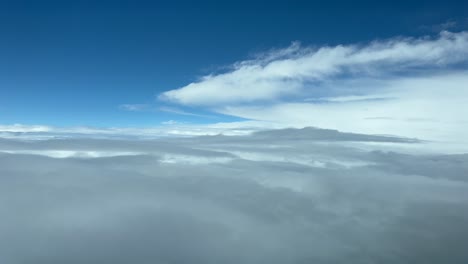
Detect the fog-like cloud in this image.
<box><xmin>1</xmin><ymin>127</ymin><xmax>468</xmax><ymax>263</ymax></box>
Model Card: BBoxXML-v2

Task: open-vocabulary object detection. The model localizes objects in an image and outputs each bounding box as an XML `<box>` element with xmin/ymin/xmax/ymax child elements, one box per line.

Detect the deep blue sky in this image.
<box><xmin>1</xmin><ymin>0</ymin><xmax>467</xmax><ymax>126</ymax></box>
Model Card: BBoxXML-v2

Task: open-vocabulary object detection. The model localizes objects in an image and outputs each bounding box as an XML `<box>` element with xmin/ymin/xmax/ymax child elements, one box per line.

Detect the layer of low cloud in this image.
<box><xmin>1</xmin><ymin>128</ymin><xmax>468</xmax><ymax>263</ymax></box>
<box><xmin>0</xmin><ymin>121</ymin><xmax>278</xmax><ymax>139</ymax></box>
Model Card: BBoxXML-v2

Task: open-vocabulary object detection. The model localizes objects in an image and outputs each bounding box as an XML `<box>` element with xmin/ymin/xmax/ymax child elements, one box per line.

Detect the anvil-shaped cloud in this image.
<box><xmin>160</xmin><ymin>31</ymin><xmax>468</xmax><ymax>143</ymax></box>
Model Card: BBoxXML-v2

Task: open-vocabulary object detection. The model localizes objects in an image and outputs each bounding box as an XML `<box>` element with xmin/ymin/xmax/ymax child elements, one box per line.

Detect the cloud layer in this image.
<box><xmin>1</xmin><ymin>128</ymin><xmax>468</xmax><ymax>263</ymax></box>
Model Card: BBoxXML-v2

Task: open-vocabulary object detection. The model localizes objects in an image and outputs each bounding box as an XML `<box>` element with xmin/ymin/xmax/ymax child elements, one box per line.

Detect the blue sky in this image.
<box><xmin>1</xmin><ymin>0</ymin><xmax>467</xmax><ymax>130</ymax></box>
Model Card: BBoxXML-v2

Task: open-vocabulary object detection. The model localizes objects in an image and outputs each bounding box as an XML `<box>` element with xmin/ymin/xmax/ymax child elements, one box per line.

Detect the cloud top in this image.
<box><xmin>1</xmin><ymin>128</ymin><xmax>468</xmax><ymax>263</ymax></box>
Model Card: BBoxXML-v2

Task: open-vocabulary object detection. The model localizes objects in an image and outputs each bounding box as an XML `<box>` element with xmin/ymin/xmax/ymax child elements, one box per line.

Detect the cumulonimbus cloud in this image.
<box><xmin>158</xmin><ymin>31</ymin><xmax>468</xmax><ymax>143</ymax></box>
<box><xmin>160</xmin><ymin>31</ymin><xmax>468</xmax><ymax>106</ymax></box>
